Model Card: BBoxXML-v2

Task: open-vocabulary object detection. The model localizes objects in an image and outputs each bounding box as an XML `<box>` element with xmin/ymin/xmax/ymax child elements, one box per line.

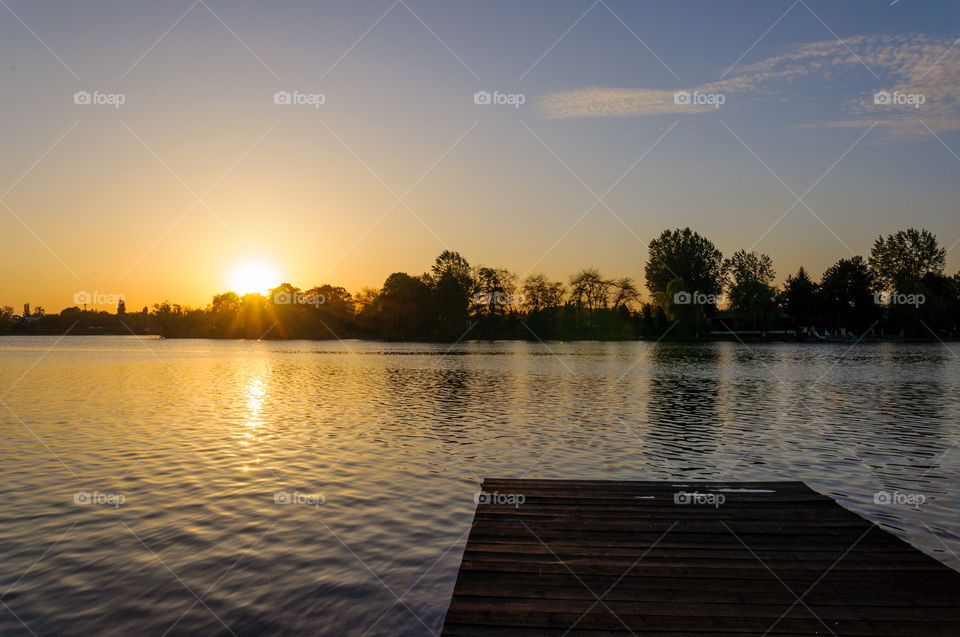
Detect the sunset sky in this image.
<box><xmin>2</xmin><ymin>0</ymin><xmax>959</xmax><ymax>312</ymax></box>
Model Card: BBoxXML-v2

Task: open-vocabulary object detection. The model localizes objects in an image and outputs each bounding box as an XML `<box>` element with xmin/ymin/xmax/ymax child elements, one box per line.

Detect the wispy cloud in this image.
<box><xmin>538</xmin><ymin>33</ymin><xmax>960</xmax><ymax>134</ymax></box>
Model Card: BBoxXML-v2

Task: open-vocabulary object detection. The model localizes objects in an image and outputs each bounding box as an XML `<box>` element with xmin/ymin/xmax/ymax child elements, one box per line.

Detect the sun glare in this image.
<box><xmin>228</xmin><ymin>261</ymin><xmax>280</xmax><ymax>296</ymax></box>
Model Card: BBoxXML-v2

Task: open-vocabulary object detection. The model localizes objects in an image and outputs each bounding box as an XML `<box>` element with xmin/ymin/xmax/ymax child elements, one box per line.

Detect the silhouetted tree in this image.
<box><xmin>380</xmin><ymin>272</ymin><xmax>431</xmax><ymax>339</ymax></box>
<box><xmin>239</xmin><ymin>294</ymin><xmax>269</xmax><ymax>338</ymax></box>
<box><xmin>783</xmin><ymin>267</ymin><xmax>818</xmax><ymax>326</ymax></box>
<box><xmin>818</xmin><ymin>256</ymin><xmax>879</xmax><ymax>333</ymax></box>
<box><xmin>664</xmin><ymin>278</ymin><xmax>709</xmax><ymax>338</ymax></box>
<box><xmin>569</xmin><ymin>268</ymin><xmax>611</xmax><ymax>311</ymax></box>
<box><xmin>520</xmin><ymin>274</ymin><xmax>567</xmax><ymax>338</ymax></box>
<box><xmin>474</xmin><ymin>266</ymin><xmax>517</xmax><ymax>320</ymax></box>
<box><xmin>10</xmin><ymin>237</ymin><xmax>959</xmax><ymax>342</ymax></box>
<box><xmin>522</xmin><ymin>274</ymin><xmax>565</xmax><ymax>312</ymax></box>
<box><xmin>430</xmin><ymin>250</ymin><xmax>474</xmax><ymax>291</ymax></box>
<box><xmin>610</xmin><ymin>277</ymin><xmax>640</xmax><ymax>311</ymax></box>
<box><xmin>354</xmin><ymin>287</ymin><xmax>380</xmax><ymax>314</ymax></box>
<box><xmin>570</xmin><ymin>268</ymin><xmax>612</xmax><ymax>330</ymax></box>
<box><xmin>869</xmin><ymin>228</ymin><xmax>946</xmax><ymax>290</ymax></box>
<box><xmin>645</xmin><ymin>228</ymin><xmax>725</xmax><ymax>308</ymax></box>
<box><xmin>210</xmin><ymin>292</ymin><xmax>242</xmax><ymax>337</ymax></box>
<box><xmin>212</xmin><ymin>292</ymin><xmax>242</xmax><ymax>313</ymax></box>
<box><xmin>428</xmin><ymin>251</ymin><xmax>473</xmax><ymax>338</ymax></box>
<box><xmin>725</xmin><ymin>250</ymin><xmax>778</xmax><ymax>330</ymax></box>
<box><xmin>915</xmin><ymin>272</ymin><xmax>960</xmax><ymax>336</ymax></box>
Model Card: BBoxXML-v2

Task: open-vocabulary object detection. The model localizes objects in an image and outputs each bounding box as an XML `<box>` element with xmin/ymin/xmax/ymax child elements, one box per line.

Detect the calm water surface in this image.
<box><xmin>1</xmin><ymin>336</ymin><xmax>958</xmax><ymax>635</ymax></box>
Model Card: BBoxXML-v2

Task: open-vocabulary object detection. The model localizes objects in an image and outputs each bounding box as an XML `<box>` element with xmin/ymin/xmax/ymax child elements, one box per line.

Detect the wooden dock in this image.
<box><xmin>442</xmin><ymin>479</ymin><xmax>960</xmax><ymax>636</ymax></box>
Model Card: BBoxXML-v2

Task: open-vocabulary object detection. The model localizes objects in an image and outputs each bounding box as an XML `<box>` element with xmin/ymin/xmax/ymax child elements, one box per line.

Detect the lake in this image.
<box><xmin>1</xmin><ymin>336</ymin><xmax>958</xmax><ymax>636</ymax></box>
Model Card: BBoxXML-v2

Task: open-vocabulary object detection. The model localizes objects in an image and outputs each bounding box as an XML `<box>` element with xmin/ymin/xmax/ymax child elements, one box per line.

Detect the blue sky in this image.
<box><xmin>1</xmin><ymin>1</ymin><xmax>959</xmax><ymax>310</ymax></box>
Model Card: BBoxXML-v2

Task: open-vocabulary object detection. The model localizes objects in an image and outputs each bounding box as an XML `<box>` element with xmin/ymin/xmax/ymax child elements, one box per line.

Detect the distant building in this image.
<box><xmin>117</xmin><ymin>299</ymin><xmax>126</xmax><ymax>314</ymax></box>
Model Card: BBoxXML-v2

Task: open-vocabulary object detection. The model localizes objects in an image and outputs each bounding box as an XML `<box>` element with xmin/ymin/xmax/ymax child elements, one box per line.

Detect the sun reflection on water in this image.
<box><xmin>240</xmin><ymin>374</ymin><xmax>269</xmax><ymax>469</ymax></box>
<box><xmin>245</xmin><ymin>377</ymin><xmax>266</xmax><ymax>425</ymax></box>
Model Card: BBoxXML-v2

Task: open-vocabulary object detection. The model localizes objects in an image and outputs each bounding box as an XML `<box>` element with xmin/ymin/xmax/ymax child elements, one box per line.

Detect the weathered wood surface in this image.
<box><xmin>442</xmin><ymin>479</ymin><xmax>960</xmax><ymax>636</ymax></box>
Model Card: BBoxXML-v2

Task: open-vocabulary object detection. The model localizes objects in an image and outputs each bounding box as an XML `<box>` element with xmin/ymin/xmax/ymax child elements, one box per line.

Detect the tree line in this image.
<box><xmin>3</xmin><ymin>227</ymin><xmax>958</xmax><ymax>341</ymax></box>
<box><xmin>644</xmin><ymin>227</ymin><xmax>957</xmax><ymax>340</ymax></box>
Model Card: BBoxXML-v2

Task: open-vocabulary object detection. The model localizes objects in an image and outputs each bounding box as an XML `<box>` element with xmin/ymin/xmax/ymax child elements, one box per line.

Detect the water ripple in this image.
<box><xmin>0</xmin><ymin>336</ymin><xmax>957</xmax><ymax>635</ymax></box>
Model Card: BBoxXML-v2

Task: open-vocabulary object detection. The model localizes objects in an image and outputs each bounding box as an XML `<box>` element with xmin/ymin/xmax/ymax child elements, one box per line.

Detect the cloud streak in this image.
<box><xmin>537</xmin><ymin>33</ymin><xmax>960</xmax><ymax>134</ymax></box>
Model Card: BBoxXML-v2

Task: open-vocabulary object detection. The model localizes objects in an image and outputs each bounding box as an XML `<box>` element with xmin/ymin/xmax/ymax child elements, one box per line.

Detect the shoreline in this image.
<box><xmin>1</xmin><ymin>331</ymin><xmax>957</xmax><ymax>344</ymax></box>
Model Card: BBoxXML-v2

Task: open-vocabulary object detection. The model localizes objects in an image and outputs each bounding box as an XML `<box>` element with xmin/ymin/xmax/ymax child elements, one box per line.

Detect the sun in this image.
<box><xmin>228</xmin><ymin>260</ymin><xmax>280</xmax><ymax>295</ymax></box>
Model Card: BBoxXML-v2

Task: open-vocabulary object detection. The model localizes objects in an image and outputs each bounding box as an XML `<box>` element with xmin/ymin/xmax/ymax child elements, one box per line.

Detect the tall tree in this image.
<box><xmin>610</xmin><ymin>277</ymin><xmax>640</xmax><ymax>310</ymax></box>
<box><xmin>724</xmin><ymin>250</ymin><xmax>778</xmax><ymax>330</ymax></box>
<box><xmin>379</xmin><ymin>272</ymin><xmax>431</xmax><ymax>339</ymax></box>
<box><xmin>818</xmin><ymin>256</ymin><xmax>880</xmax><ymax>332</ymax></box>
<box><xmin>869</xmin><ymin>228</ymin><xmax>946</xmax><ymax>290</ymax></box>
<box><xmin>430</xmin><ymin>250</ymin><xmax>474</xmax><ymax>291</ymax></box>
<box><xmin>782</xmin><ymin>267</ymin><xmax>818</xmax><ymax>325</ymax></box>
<box><xmin>210</xmin><ymin>292</ymin><xmax>242</xmax><ymax>337</ymax></box>
<box><xmin>569</xmin><ymin>268</ymin><xmax>611</xmax><ymax>311</ymax></box>
<box><xmin>664</xmin><ymin>277</ymin><xmax>710</xmax><ymax>338</ymax></box>
<box><xmin>569</xmin><ymin>268</ymin><xmax>613</xmax><ymax>331</ymax></box>
<box><xmin>0</xmin><ymin>306</ymin><xmax>14</xmax><ymax>328</ymax></box>
<box><xmin>645</xmin><ymin>228</ymin><xmax>725</xmax><ymax>307</ymax></box>
<box><xmin>429</xmin><ymin>251</ymin><xmax>474</xmax><ymax>337</ymax></box>
<box><xmin>729</xmin><ymin>280</ymin><xmax>778</xmax><ymax>330</ymax></box>
<box><xmin>353</xmin><ymin>287</ymin><xmax>380</xmax><ymax>315</ymax></box>
<box><xmin>474</xmin><ymin>266</ymin><xmax>517</xmax><ymax>317</ymax></box>
<box><xmin>522</xmin><ymin>274</ymin><xmax>565</xmax><ymax>312</ymax></box>
<box><xmin>725</xmin><ymin>250</ymin><xmax>774</xmax><ymax>287</ymax></box>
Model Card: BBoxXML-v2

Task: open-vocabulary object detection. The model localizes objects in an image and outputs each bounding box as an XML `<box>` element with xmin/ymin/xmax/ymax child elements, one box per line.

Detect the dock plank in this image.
<box><xmin>441</xmin><ymin>479</ymin><xmax>960</xmax><ymax>636</ymax></box>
